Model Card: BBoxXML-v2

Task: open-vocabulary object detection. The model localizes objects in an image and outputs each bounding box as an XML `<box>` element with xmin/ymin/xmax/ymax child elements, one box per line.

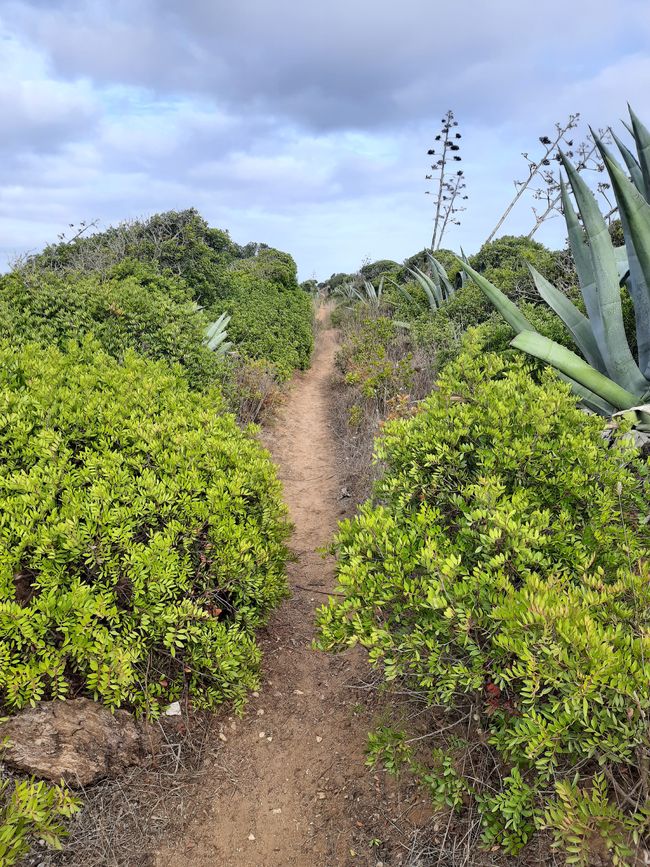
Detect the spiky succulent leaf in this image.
<box><xmin>408</xmin><ymin>267</ymin><xmax>442</xmax><ymax>311</ymax></box>
<box><xmin>527</xmin><ymin>264</ymin><xmax>606</xmax><ymax>372</ymax></box>
<box><xmin>511</xmin><ymin>331</ymin><xmax>639</xmax><ymax>410</ymax></box>
<box><xmin>560</xmin><ymin>149</ymin><xmax>647</xmax><ymax>393</ymax></box>
<box><xmin>427</xmin><ymin>253</ymin><xmax>456</xmax><ymax>300</ymax></box>
<box><xmin>595</xmin><ymin>138</ymin><xmax>650</xmax><ymax>375</ymax></box>
<box><xmin>204</xmin><ymin>312</ymin><xmax>232</xmax><ymax>355</ymax></box>
<box><xmin>612</xmin><ymin>130</ymin><xmax>646</xmax><ymax>195</ymax></box>
<box><xmin>560</xmin><ymin>180</ymin><xmax>594</xmax><ymax>289</ymax></box>
<box><xmin>628</xmin><ymin>105</ymin><xmax>650</xmax><ymax>200</ymax></box>
<box><xmin>363</xmin><ymin>280</ymin><xmax>377</xmax><ymax>302</ymax></box>
<box><xmin>555</xmin><ymin>372</ymin><xmax>617</xmax><ymax>416</ymax></box>
<box><xmin>459</xmin><ymin>260</ymin><xmax>535</xmax><ymax>334</ymax></box>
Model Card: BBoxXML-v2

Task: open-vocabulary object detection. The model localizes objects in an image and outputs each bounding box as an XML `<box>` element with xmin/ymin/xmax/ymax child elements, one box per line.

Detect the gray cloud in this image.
<box><xmin>2</xmin><ymin>0</ymin><xmax>650</xmax><ymax>280</ymax></box>
<box><xmin>7</xmin><ymin>0</ymin><xmax>648</xmax><ymax>132</ymax></box>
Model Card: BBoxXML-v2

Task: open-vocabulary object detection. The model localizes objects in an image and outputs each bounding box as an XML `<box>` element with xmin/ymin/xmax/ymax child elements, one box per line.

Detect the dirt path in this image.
<box><xmin>155</xmin><ymin>307</ymin><xmax>405</xmax><ymax>866</ymax></box>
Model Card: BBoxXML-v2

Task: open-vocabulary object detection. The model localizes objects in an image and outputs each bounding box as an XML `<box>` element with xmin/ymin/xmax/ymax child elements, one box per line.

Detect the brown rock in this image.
<box><xmin>0</xmin><ymin>698</ymin><xmax>158</xmax><ymax>787</ymax></box>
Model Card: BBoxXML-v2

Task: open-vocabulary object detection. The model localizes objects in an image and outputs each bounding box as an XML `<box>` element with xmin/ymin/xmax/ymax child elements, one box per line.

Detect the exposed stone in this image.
<box><xmin>0</xmin><ymin>698</ymin><xmax>158</xmax><ymax>787</ymax></box>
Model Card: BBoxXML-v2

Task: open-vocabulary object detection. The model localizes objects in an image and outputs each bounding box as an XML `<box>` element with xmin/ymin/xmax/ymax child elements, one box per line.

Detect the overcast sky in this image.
<box><xmin>1</xmin><ymin>0</ymin><xmax>650</xmax><ymax>281</ymax></box>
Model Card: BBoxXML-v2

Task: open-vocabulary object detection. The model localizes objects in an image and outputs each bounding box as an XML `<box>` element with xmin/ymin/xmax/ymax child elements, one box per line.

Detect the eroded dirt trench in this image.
<box><xmin>156</xmin><ymin>307</ymin><xmax>395</xmax><ymax>866</ymax></box>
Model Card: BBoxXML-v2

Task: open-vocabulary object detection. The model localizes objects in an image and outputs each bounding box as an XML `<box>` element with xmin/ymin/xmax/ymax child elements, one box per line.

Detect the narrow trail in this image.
<box><xmin>155</xmin><ymin>307</ymin><xmax>400</xmax><ymax>866</ymax></box>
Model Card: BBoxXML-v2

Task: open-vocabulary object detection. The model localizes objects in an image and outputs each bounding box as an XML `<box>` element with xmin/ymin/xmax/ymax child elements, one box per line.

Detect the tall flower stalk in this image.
<box><xmin>426</xmin><ymin>110</ymin><xmax>468</xmax><ymax>250</ymax></box>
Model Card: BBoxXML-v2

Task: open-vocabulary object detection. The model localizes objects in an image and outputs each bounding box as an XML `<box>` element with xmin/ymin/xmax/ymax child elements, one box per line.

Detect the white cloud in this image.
<box><xmin>1</xmin><ymin>0</ymin><xmax>650</xmax><ymax>280</ymax></box>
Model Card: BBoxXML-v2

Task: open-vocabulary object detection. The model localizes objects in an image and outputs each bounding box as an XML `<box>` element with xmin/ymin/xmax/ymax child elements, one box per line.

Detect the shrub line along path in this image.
<box><xmin>155</xmin><ymin>306</ymin><xmax>409</xmax><ymax>866</ymax></box>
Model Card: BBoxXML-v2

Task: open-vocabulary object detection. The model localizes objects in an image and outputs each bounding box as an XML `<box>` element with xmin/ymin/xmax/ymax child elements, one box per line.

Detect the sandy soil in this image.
<box><xmin>154</xmin><ymin>307</ymin><xmax>425</xmax><ymax>867</ymax></box>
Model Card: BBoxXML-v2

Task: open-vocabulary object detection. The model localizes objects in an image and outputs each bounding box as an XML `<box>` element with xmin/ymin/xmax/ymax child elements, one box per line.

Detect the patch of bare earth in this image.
<box><xmin>154</xmin><ymin>307</ymin><xmax>433</xmax><ymax>866</ymax></box>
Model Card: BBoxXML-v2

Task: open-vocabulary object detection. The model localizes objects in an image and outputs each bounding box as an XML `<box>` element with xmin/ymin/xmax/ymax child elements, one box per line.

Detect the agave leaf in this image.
<box><xmin>459</xmin><ymin>260</ymin><xmax>535</xmax><ymax>334</ymax></box>
<box><xmin>560</xmin><ymin>180</ymin><xmax>594</xmax><ymax>290</ymax></box>
<box><xmin>427</xmin><ymin>253</ymin><xmax>455</xmax><ymax>299</ymax></box>
<box><xmin>612</xmin><ymin>130</ymin><xmax>646</xmax><ymax>195</ymax></box>
<box><xmin>364</xmin><ymin>280</ymin><xmax>378</xmax><ymax>302</ymax></box>
<box><xmin>511</xmin><ymin>331</ymin><xmax>638</xmax><ymax>410</ymax></box>
<box><xmin>204</xmin><ymin>312</ymin><xmax>230</xmax><ymax>342</ymax></box>
<box><xmin>408</xmin><ymin>267</ymin><xmax>441</xmax><ymax>311</ymax></box>
<box><xmin>560</xmin><ymin>149</ymin><xmax>647</xmax><ymax>393</ymax></box>
<box><xmin>527</xmin><ymin>264</ymin><xmax>606</xmax><ymax>372</ymax></box>
<box><xmin>614</xmin><ymin>246</ymin><xmax>630</xmax><ymax>285</ymax></box>
<box><xmin>596</xmin><ymin>138</ymin><xmax>650</xmax><ymax>375</ymax></box>
<box><xmin>425</xmin><ymin>262</ymin><xmax>444</xmax><ymax>306</ymax></box>
<box><xmin>206</xmin><ymin>331</ymin><xmax>230</xmax><ymax>351</ymax></box>
<box><xmin>613</xmin><ymin>402</ymin><xmax>650</xmax><ymax>429</ymax></box>
<box><xmin>555</xmin><ymin>372</ymin><xmax>616</xmax><ymax>416</ymax></box>
<box><xmin>628</xmin><ymin>105</ymin><xmax>650</xmax><ymax>200</ymax></box>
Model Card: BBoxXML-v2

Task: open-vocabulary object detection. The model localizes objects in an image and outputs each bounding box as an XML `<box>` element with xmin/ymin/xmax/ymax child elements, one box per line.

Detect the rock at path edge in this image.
<box><xmin>0</xmin><ymin>697</ymin><xmax>158</xmax><ymax>787</ymax></box>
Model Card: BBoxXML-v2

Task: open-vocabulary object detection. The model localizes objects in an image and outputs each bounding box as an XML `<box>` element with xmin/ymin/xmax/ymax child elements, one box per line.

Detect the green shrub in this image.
<box><xmin>0</xmin><ymin>340</ymin><xmax>290</xmax><ymax>717</ymax></box>
<box><xmin>0</xmin><ymin>777</ymin><xmax>80</xmax><ymax>865</ymax></box>
<box><xmin>469</xmin><ymin>235</ymin><xmax>563</xmax><ymax>303</ymax></box>
<box><xmin>409</xmin><ymin>282</ymin><xmax>492</xmax><ymax>368</ymax></box>
<box><xmin>336</xmin><ymin>316</ymin><xmax>414</xmax><ymax>413</ymax></box>
<box><xmin>0</xmin><ymin>262</ymin><xmax>221</xmax><ymax>389</ymax></box>
<box><xmin>208</xmin><ymin>253</ymin><xmax>313</xmax><ymax>380</ymax></box>
<box><xmin>26</xmin><ymin>209</ymin><xmax>236</xmax><ymax>307</ymax></box>
<box><xmin>359</xmin><ymin>259</ymin><xmax>401</xmax><ymax>283</ymax></box>
<box><xmin>318</xmin><ymin>334</ymin><xmax>650</xmax><ymax>862</ymax></box>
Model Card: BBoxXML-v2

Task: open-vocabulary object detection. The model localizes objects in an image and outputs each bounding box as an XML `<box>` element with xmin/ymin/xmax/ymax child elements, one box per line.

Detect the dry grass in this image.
<box><xmin>24</xmin><ymin>712</ymin><xmax>218</xmax><ymax>867</ymax></box>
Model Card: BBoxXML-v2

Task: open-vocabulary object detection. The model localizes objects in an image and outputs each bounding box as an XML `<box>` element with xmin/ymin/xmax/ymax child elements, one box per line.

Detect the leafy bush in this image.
<box><xmin>469</xmin><ymin>234</ymin><xmax>564</xmax><ymax>303</ymax></box>
<box><xmin>16</xmin><ymin>212</ymin><xmax>315</xmax><ymax>382</ymax></box>
<box><xmin>0</xmin><ymin>777</ymin><xmax>80</xmax><ymax>865</ymax></box>
<box><xmin>0</xmin><ymin>340</ymin><xmax>290</xmax><ymax>717</ymax></box>
<box><xmin>208</xmin><ymin>251</ymin><xmax>313</xmax><ymax>380</ymax></box>
<box><xmin>335</xmin><ymin>317</ymin><xmax>415</xmax><ymax>413</ymax></box>
<box><xmin>318</xmin><ymin>334</ymin><xmax>650</xmax><ymax>862</ymax></box>
<box><xmin>23</xmin><ymin>209</ymin><xmax>238</xmax><ymax>307</ymax></box>
<box><xmin>0</xmin><ymin>262</ymin><xmax>221</xmax><ymax>389</ymax></box>
<box><xmin>359</xmin><ymin>259</ymin><xmax>401</xmax><ymax>283</ymax></box>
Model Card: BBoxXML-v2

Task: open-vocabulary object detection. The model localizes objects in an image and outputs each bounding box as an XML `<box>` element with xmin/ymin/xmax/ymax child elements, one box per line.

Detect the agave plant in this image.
<box><xmin>203</xmin><ymin>311</ymin><xmax>232</xmax><ymax>357</ymax></box>
<box><xmin>461</xmin><ymin>107</ymin><xmax>650</xmax><ymax>429</ymax></box>
<box><xmin>332</xmin><ymin>277</ymin><xmax>385</xmax><ymax>310</ymax></box>
<box><xmin>400</xmin><ymin>252</ymin><xmax>458</xmax><ymax>312</ymax></box>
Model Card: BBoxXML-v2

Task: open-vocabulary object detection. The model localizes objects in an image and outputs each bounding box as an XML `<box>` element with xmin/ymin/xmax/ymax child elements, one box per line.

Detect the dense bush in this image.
<box><xmin>359</xmin><ymin>259</ymin><xmax>401</xmax><ymax>283</ymax></box>
<box><xmin>208</xmin><ymin>250</ymin><xmax>313</xmax><ymax>380</ymax></box>
<box><xmin>469</xmin><ymin>234</ymin><xmax>565</xmax><ymax>303</ymax></box>
<box><xmin>336</xmin><ymin>316</ymin><xmax>414</xmax><ymax>413</ymax></box>
<box><xmin>0</xmin><ymin>262</ymin><xmax>221</xmax><ymax>389</ymax></box>
<box><xmin>318</xmin><ymin>334</ymin><xmax>650</xmax><ymax>863</ymax></box>
<box><xmin>24</xmin><ymin>209</ymin><xmax>239</xmax><ymax>307</ymax></box>
<box><xmin>0</xmin><ymin>340</ymin><xmax>290</xmax><ymax>717</ymax></box>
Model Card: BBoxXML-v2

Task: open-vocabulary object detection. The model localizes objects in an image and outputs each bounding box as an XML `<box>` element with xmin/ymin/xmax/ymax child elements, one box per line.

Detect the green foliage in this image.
<box><xmin>475</xmin><ymin>301</ymin><xmax>577</xmax><ymax>356</ymax></box>
<box><xmin>336</xmin><ymin>317</ymin><xmax>414</xmax><ymax>411</ymax></box>
<box><xmin>17</xmin><ymin>213</ymin><xmax>314</xmax><ymax>381</ymax></box>
<box><xmin>0</xmin><ymin>340</ymin><xmax>290</xmax><ymax>716</ymax></box>
<box><xmin>209</xmin><ymin>252</ymin><xmax>313</xmax><ymax>380</ymax></box>
<box><xmin>478</xmin><ymin>767</ymin><xmax>536</xmax><ymax>854</ymax></box>
<box><xmin>359</xmin><ymin>259</ymin><xmax>401</xmax><ymax>282</ymax></box>
<box><xmin>470</xmin><ymin>235</ymin><xmax>563</xmax><ymax>302</ymax></box>
<box><xmin>0</xmin><ymin>777</ymin><xmax>80</xmax><ymax>865</ymax></box>
<box><xmin>543</xmin><ymin>774</ymin><xmax>649</xmax><ymax>866</ymax></box>
<box><xmin>26</xmin><ymin>209</ymin><xmax>237</xmax><ymax>307</ymax></box>
<box><xmin>366</xmin><ymin>726</ymin><xmax>412</xmax><ymax>776</ymax></box>
<box><xmin>0</xmin><ymin>262</ymin><xmax>221</xmax><ymax>390</ymax></box>
<box><xmin>318</xmin><ymin>336</ymin><xmax>650</xmax><ymax>863</ymax></box>
<box><xmin>463</xmin><ymin>110</ymin><xmax>650</xmax><ymax>425</ymax></box>
<box><xmin>409</xmin><ymin>282</ymin><xmax>493</xmax><ymax>368</ymax></box>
